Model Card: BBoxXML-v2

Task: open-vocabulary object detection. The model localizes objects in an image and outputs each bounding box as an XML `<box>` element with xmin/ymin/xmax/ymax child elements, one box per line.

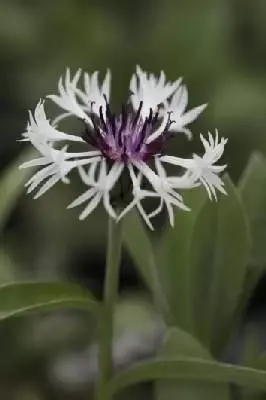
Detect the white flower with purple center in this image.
<box><xmin>19</xmin><ymin>66</ymin><xmax>227</xmax><ymax>229</ymax></box>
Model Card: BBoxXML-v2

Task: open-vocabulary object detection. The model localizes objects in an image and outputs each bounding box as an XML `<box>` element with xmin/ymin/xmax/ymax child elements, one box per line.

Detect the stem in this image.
<box><xmin>96</xmin><ymin>216</ymin><xmax>123</xmax><ymax>400</ymax></box>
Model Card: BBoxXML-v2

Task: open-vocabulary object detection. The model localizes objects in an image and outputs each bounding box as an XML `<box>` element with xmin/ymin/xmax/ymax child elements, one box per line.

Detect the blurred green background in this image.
<box><xmin>1</xmin><ymin>0</ymin><xmax>266</xmax><ymax>399</ymax></box>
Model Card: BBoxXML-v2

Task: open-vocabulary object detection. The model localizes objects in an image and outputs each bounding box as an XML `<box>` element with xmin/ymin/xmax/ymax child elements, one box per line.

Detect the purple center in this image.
<box><xmin>83</xmin><ymin>102</ymin><xmax>171</xmax><ymax>163</ymax></box>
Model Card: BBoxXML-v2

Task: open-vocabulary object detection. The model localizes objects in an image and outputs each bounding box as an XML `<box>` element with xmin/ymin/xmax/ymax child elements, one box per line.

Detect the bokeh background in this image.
<box><xmin>1</xmin><ymin>0</ymin><xmax>266</xmax><ymax>399</ymax></box>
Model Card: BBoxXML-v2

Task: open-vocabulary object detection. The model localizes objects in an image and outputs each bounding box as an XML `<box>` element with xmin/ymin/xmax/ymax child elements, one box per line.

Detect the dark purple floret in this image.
<box><xmin>83</xmin><ymin>101</ymin><xmax>172</xmax><ymax>163</ymax></box>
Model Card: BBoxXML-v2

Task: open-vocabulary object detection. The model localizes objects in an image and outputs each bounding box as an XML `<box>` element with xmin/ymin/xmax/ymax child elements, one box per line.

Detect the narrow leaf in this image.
<box><xmin>155</xmin><ymin>188</ymin><xmax>207</xmax><ymax>331</ymax></box>
<box><xmin>238</xmin><ymin>152</ymin><xmax>266</xmax><ymax>267</ymax></box>
<box><xmin>0</xmin><ymin>282</ymin><xmax>98</xmax><ymax>320</ymax></box>
<box><xmin>156</xmin><ymin>328</ymin><xmax>230</xmax><ymax>400</ymax></box>
<box><xmin>110</xmin><ymin>358</ymin><xmax>266</xmax><ymax>395</ymax></box>
<box><xmin>123</xmin><ymin>210</ymin><xmax>174</xmax><ymax>324</ymax></box>
<box><xmin>190</xmin><ymin>175</ymin><xmax>251</xmax><ymax>354</ymax></box>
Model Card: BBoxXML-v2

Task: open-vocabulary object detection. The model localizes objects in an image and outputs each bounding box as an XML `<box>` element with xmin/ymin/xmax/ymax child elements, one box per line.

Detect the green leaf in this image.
<box><xmin>155</xmin><ymin>328</ymin><xmax>230</xmax><ymax>400</ymax></box>
<box><xmin>238</xmin><ymin>152</ymin><xmax>266</xmax><ymax>267</ymax></box>
<box><xmin>161</xmin><ymin>327</ymin><xmax>211</xmax><ymax>359</ymax></box>
<box><xmin>190</xmin><ymin>175</ymin><xmax>251</xmax><ymax>354</ymax></box>
<box><xmin>242</xmin><ymin>324</ymin><xmax>263</xmax><ymax>367</ymax></box>
<box><xmin>156</xmin><ymin>188</ymin><xmax>207</xmax><ymax>331</ymax></box>
<box><xmin>110</xmin><ymin>358</ymin><xmax>266</xmax><ymax>395</ymax></box>
<box><xmin>240</xmin><ymin>325</ymin><xmax>266</xmax><ymax>400</ymax></box>
<box><xmin>0</xmin><ymin>282</ymin><xmax>99</xmax><ymax>320</ymax></box>
<box><xmin>254</xmin><ymin>355</ymin><xmax>266</xmax><ymax>371</ymax></box>
<box><xmin>0</xmin><ymin>146</ymin><xmax>37</xmax><ymax>232</ymax></box>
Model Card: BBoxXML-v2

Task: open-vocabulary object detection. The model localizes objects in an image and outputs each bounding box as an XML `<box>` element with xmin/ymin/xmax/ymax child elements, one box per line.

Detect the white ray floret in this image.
<box><xmin>47</xmin><ymin>68</ymin><xmax>91</xmax><ymax>126</ymax></box>
<box><xmin>130</xmin><ymin>65</ymin><xmax>182</xmax><ymax>119</ymax></box>
<box><xmin>165</xmin><ymin>84</ymin><xmax>207</xmax><ymax>139</ymax></box>
<box><xmin>117</xmin><ymin>165</ymin><xmax>159</xmax><ymax>230</ymax></box>
<box><xmin>20</xmin><ymin>139</ymin><xmax>101</xmax><ymax>199</ymax></box>
<box><xmin>145</xmin><ymin>112</ymin><xmax>170</xmax><ymax>145</ymax></box>
<box><xmin>76</xmin><ymin>70</ymin><xmax>111</xmax><ymax>115</ymax></box>
<box><xmin>68</xmin><ymin>160</ymin><xmax>124</xmax><ymax>220</ymax></box>
<box><xmin>21</xmin><ymin>101</ymin><xmax>84</xmax><ymax>144</ymax></box>
<box><xmin>19</xmin><ymin>66</ymin><xmax>227</xmax><ymax>228</ymax></box>
<box><xmin>131</xmin><ymin>159</ymin><xmax>195</xmax><ymax>226</ymax></box>
<box><xmin>118</xmin><ymin>159</ymin><xmax>196</xmax><ymax>228</ymax></box>
<box><xmin>161</xmin><ymin>130</ymin><xmax>227</xmax><ymax>200</ymax></box>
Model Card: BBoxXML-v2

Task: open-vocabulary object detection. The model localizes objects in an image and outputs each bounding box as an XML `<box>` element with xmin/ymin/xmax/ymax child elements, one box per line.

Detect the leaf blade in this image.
<box><xmin>155</xmin><ymin>328</ymin><xmax>230</xmax><ymax>400</ymax></box>
<box><xmin>238</xmin><ymin>152</ymin><xmax>266</xmax><ymax>267</ymax></box>
<box><xmin>0</xmin><ymin>281</ymin><xmax>98</xmax><ymax>320</ymax></box>
<box><xmin>110</xmin><ymin>358</ymin><xmax>266</xmax><ymax>394</ymax></box>
<box><xmin>155</xmin><ymin>188</ymin><xmax>207</xmax><ymax>331</ymax></box>
<box><xmin>190</xmin><ymin>175</ymin><xmax>251</xmax><ymax>353</ymax></box>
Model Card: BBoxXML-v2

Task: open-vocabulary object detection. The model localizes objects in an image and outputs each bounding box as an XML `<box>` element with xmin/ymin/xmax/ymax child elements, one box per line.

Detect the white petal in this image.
<box><xmin>106</xmin><ymin>162</ymin><xmax>124</xmax><ymax>190</ymax></box>
<box><xmin>173</xmin><ymin>85</ymin><xmax>188</xmax><ymax>114</ymax></box>
<box><xmin>164</xmin><ymin>199</ymin><xmax>175</xmax><ymax>226</ymax></box>
<box><xmin>128</xmin><ymin>164</ymin><xmax>140</xmax><ymax>189</ymax></box>
<box><xmin>166</xmin><ymin>193</ymin><xmax>190</xmax><ymax>211</ymax></box>
<box><xmin>25</xmin><ymin>164</ymin><xmax>54</xmax><ymax>190</ymax></box>
<box><xmin>99</xmin><ymin>159</ymin><xmax>107</xmax><ymax>181</ymax></box>
<box><xmin>68</xmin><ymin>188</ymin><xmax>97</xmax><ymax>208</ymax></box>
<box><xmin>148</xmin><ymin>198</ymin><xmax>164</xmax><ymax>219</ymax></box>
<box><xmin>65</xmin><ymin>150</ymin><xmax>101</xmax><ymax>159</ymax></box>
<box><xmin>180</xmin><ymin>104</ymin><xmax>207</xmax><ymax>127</ymax></box>
<box><xmin>76</xmin><ymin>69</ymin><xmax>111</xmax><ymax>115</ymax></box>
<box><xmin>47</xmin><ymin>69</ymin><xmax>91</xmax><ymax>123</ymax></box>
<box><xmin>117</xmin><ymin>198</ymin><xmax>138</xmax><ymax>222</ymax></box>
<box><xmin>200</xmin><ymin>133</ymin><xmax>210</xmax><ymax>152</ymax></box>
<box><xmin>136</xmin><ymin>202</ymin><xmax>154</xmax><ymax>230</ymax></box>
<box><xmin>145</xmin><ymin>114</ymin><xmax>169</xmax><ymax>144</ymax></box>
<box><xmin>33</xmin><ymin>175</ymin><xmax>60</xmax><ymax>199</ymax></box>
<box><xmin>72</xmin><ymin>157</ymin><xmax>102</xmax><ymax>168</ymax></box>
<box><xmin>19</xmin><ymin>157</ymin><xmax>50</xmax><ymax>169</ymax></box>
<box><xmin>132</xmin><ymin>160</ymin><xmax>159</xmax><ymax>189</ymax></box>
<box><xmin>130</xmin><ymin>66</ymin><xmax>182</xmax><ymax>117</ymax></box>
<box><xmin>154</xmin><ymin>157</ymin><xmax>167</xmax><ymax>178</ymax></box>
<box><xmin>102</xmin><ymin>69</ymin><xmax>111</xmax><ymax>100</ymax></box>
<box><xmin>160</xmin><ymin>155</ymin><xmax>193</xmax><ymax>169</ymax></box>
<box><xmin>52</xmin><ymin>112</ymin><xmax>72</xmax><ymax>126</ymax></box>
<box><xmin>25</xmin><ymin>101</ymin><xmax>84</xmax><ymax>144</ymax></box>
<box><xmin>165</xmin><ymin>80</ymin><xmax>207</xmax><ymax>135</ymax></box>
<box><xmin>79</xmin><ymin>192</ymin><xmax>102</xmax><ymax>220</ymax></box>
<box><xmin>167</xmin><ymin>172</ymin><xmax>198</xmax><ymax>189</ymax></box>
<box><xmin>78</xmin><ymin>164</ymin><xmax>95</xmax><ymax>186</ymax></box>
<box><xmin>103</xmin><ymin>193</ymin><xmax>117</xmax><ymax>219</ymax></box>
<box><xmin>118</xmin><ymin>195</ymin><xmax>154</xmax><ymax>230</ymax></box>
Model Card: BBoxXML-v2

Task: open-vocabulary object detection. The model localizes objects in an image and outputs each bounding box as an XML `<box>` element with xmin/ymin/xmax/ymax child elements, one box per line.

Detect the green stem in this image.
<box><xmin>96</xmin><ymin>216</ymin><xmax>123</xmax><ymax>400</ymax></box>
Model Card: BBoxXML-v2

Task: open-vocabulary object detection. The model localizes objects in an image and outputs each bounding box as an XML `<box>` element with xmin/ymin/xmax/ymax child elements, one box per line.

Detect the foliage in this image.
<box><xmin>122</xmin><ymin>153</ymin><xmax>266</xmax><ymax>398</ymax></box>
<box><xmin>1</xmin><ymin>147</ymin><xmax>266</xmax><ymax>399</ymax></box>
<box><xmin>1</xmin><ymin>1</ymin><xmax>266</xmax><ymax>399</ymax></box>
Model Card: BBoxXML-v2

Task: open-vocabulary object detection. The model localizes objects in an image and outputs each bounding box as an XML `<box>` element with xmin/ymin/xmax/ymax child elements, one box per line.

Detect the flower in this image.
<box><xmin>67</xmin><ymin>159</ymin><xmax>123</xmax><ymax>220</ymax></box>
<box><xmin>160</xmin><ymin>131</ymin><xmax>227</xmax><ymax>200</ymax></box>
<box><xmin>19</xmin><ymin>66</ymin><xmax>227</xmax><ymax>228</ymax></box>
<box><xmin>130</xmin><ymin>65</ymin><xmax>182</xmax><ymax>119</ymax></box>
<box><xmin>165</xmin><ymin>84</ymin><xmax>207</xmax><ymax>139</ymax></box>
<box><xmin>21</xmin><ymin>100</ymin><xmax>84</xmax><ymax>143</ymax></box>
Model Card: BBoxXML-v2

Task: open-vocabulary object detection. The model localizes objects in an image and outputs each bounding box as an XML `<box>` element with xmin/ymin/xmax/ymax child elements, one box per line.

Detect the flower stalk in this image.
<box><xmin>96</xmin><ymin>216</ymin><xmax>123</xmax><ymax>400</ymax></box>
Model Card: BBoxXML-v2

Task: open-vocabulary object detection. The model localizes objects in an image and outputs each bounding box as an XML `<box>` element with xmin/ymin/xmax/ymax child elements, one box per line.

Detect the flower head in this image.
<box><xmin>83</xmin><ymin>100</ymin><xmax>171</xmax><ymax>164</ymax></box>
<box><xmin>19</xmin><ymin>66</ymin><xmax>227</xmax><ymax>228</ymax></box>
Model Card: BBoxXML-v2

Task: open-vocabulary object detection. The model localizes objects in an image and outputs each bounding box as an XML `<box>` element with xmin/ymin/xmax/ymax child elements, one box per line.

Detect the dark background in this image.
<box><xmin>1</xmin><ymin>1</ymin><xmax>266</xmax><ymax>399</ymax></box>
